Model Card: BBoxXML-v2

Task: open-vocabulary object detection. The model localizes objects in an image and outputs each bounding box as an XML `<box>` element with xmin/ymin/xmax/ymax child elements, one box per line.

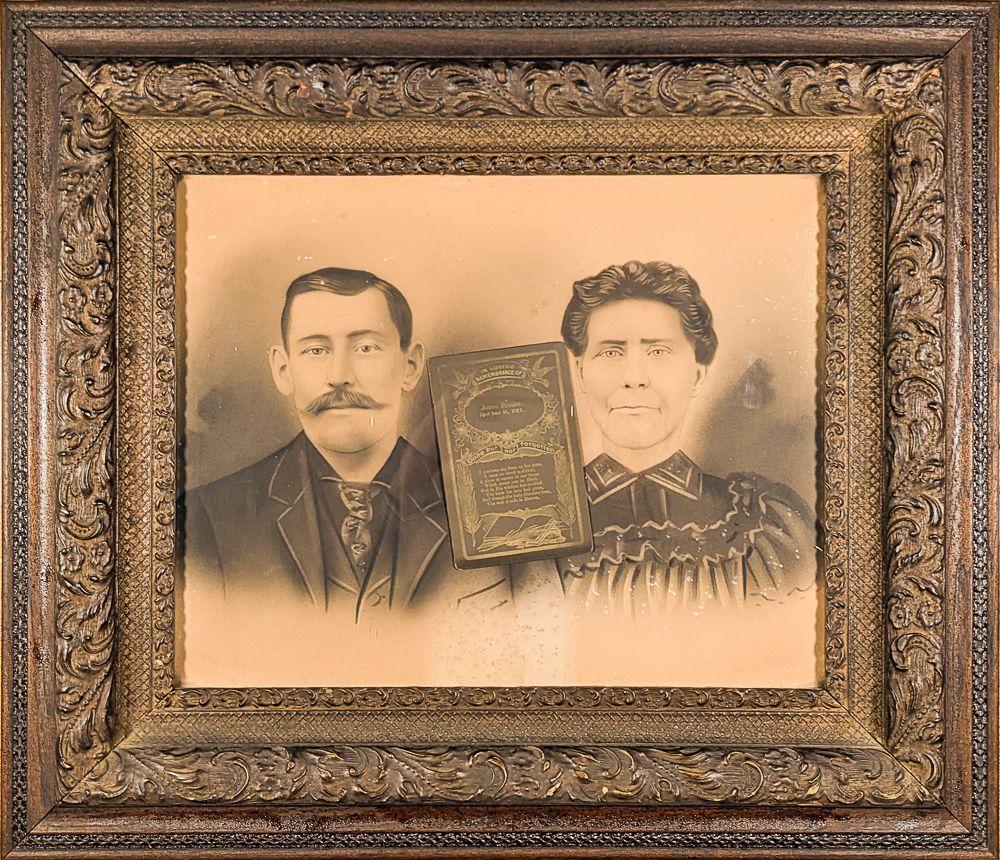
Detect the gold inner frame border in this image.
<box><xmin>110</xmin><ymin>116</ymin><xmax>882</xmax><ymax>742</ymax></box>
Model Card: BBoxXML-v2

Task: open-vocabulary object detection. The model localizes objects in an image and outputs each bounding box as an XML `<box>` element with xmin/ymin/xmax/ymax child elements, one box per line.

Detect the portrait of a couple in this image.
<box><xmin>180</xmin><ymin>260</ymin><xmax>818</xmax><ymax>627</ymax></box>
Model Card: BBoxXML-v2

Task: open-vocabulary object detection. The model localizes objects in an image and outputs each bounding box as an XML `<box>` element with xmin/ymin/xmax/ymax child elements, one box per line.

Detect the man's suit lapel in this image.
<box><xmin>388</xmin><ymin>443</ymin><xmax>449</xmax><ymax>608</ymax></box>
<box><xmin>268</xmin><ymin>434</ymin><xmax>327</xmax><ymax>607</ymax></box>
<box><xmin>265</xmin><ymin>434</ymin><xmax>449</xmax><ymax>611</ymax></box>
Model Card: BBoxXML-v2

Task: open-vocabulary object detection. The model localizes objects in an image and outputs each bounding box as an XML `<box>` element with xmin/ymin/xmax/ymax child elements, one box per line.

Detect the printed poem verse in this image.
<box><xmin>471</xmin><ymin>456</ymin><xmax>557</xmax><ymax>511</ymax></box>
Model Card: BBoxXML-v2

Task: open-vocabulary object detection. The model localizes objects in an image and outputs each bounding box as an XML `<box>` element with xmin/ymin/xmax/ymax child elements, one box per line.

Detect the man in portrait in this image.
<box><xmin>551</xmin><ymin>260</ymin><xmax>818</xmax><ymax>616</ymax></box>
<box><xmin>181</xmin><ymin>267</ymin><xmax>512</xmax><ymax>622</ymax></box>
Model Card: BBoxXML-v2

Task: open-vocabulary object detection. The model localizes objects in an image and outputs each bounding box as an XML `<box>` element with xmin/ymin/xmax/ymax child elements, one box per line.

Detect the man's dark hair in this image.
<box><xmin>281</xmin><ymin>267</ymin><xmax>413</xmax><ymax>349</ymax></box>
<box><xmin>561</xmin><ymin>260</ymin><xmax>718</xmax><ymax>365</ymax></box>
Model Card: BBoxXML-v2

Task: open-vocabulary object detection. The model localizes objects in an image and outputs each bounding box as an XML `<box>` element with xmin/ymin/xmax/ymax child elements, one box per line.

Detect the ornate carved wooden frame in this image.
<box><xmin>1</xmin><ymin>2</ymin><xmax>997</xmax><ymax>858</ymax></box>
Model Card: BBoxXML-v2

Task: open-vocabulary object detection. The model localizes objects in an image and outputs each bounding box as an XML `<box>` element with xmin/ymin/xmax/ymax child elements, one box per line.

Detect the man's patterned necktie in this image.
<box><xmin>338</xmin><ymin>483</ymin><xmax>379</xmax><ymax>580</ymax></box>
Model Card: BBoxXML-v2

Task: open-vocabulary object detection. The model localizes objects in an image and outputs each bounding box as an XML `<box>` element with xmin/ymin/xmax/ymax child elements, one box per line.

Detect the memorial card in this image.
<box><xmin>428</xmin><ymin>344</ymin><xmax>592</xmax><ymax>568</ymax></box>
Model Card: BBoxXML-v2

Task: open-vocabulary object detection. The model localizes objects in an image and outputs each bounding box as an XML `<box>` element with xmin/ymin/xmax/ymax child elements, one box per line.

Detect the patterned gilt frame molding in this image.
<box><xmin>3</xmin><ymin>4</ymin><xmax>994</xmax><ymax>856</ymax></box>
<box><xmin>54</xmin><ymin>56</ymin><xmax>938</xmax><ymax>801</ymax></box>
<box><xmin>136</xmin><ymin>116</ymin><xmax>870</xmax><ymax>729</ymax></box>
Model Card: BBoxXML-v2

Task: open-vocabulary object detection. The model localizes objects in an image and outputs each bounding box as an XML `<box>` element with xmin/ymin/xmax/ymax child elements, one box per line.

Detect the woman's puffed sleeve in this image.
<box><xmin>730</xmin><ymin>474</ymin><xmax>820</xmax><ymax>602</ymax></box>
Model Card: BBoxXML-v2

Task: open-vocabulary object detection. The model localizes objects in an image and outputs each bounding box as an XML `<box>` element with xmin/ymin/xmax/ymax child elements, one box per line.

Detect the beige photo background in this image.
<box><xmin>178</xmin><ymin>173</ymin><xmax>823</xmax><ymax>688</ymax></box>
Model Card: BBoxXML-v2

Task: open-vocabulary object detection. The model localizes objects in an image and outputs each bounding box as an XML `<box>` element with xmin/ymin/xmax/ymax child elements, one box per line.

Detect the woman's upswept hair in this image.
<box><xmin>561</xmin><ymin>260</ymin><xmax>718</xmax><ymax>365</ymax></box>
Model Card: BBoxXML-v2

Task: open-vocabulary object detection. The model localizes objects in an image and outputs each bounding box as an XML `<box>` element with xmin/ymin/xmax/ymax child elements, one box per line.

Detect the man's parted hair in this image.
<box><xmin>561</xmin><ymin>260</ymin><xmax>718</xmax><ymax>365</ymax></box>
<box><xmin>281</xmin><ymin>267</ymin><xmax>413</xmax><ymax>349</ymax></box>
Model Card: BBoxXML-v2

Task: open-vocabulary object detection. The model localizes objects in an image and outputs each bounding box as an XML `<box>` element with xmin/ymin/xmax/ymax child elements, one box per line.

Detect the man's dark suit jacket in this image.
<box><xmin>181</xmin><ymin>432</ymin><xmax>512</xmax><ymax>617</ymax></box>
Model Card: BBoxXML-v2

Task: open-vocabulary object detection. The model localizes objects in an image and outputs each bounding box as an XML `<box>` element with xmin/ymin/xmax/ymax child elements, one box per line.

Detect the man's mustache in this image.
<box><xmin>303</xmin><ymin>387</ymin><xmax>381</xmax><ymax>415</ymax></box>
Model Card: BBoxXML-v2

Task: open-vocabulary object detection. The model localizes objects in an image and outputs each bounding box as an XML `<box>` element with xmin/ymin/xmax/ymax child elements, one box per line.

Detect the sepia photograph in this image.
<box><xmin>176</xmin><ymin>172</ymin><xmax>824</xmax><ymax>688</ymax></box>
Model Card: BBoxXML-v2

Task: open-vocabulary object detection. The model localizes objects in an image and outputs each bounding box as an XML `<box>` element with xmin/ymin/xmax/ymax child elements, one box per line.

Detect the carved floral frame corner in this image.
<box><xmin>3</xmin><ymin>3</ymin><xmax>997</xmax><ymax>858</ymax></box>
